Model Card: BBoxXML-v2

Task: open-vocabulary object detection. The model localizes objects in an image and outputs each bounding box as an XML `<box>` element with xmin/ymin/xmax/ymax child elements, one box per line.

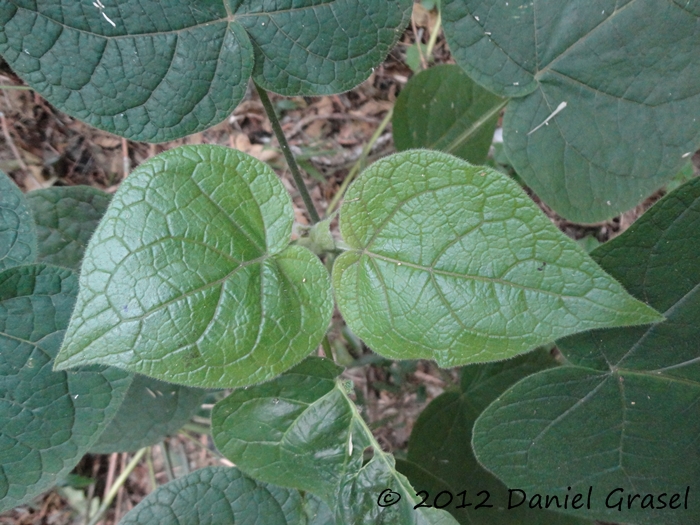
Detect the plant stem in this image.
<box><xmin>326</xmin><ymin>107</ymin><xmax>393</xmax><ymax>216</ymax></box>
<box><xmin>425</xmin><ymin>12</ymin><xmax>442</xmax><ymax>57</ymax></box>
<box><xmin>255</xmin><ymin>83</ymin><xmax>321</xmax><ymax>224</ymax></box>
<box><xmin>87</xmin><ymin>448</ymin><xmax>147</xmax><ymax>525</ymax></box>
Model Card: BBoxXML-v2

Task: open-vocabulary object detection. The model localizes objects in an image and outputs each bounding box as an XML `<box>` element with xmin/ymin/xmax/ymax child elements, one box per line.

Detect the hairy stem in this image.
<box><xmin>255</xmin><ymin>83</ymin><xmax>321</xmax><ymax>224</ymax></box>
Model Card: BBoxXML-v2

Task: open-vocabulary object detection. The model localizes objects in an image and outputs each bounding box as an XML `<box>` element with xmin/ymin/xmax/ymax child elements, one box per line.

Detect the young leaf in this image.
<box><xmin>212</xmin><ymin>357</ymin><xmax>459</xmax><ymax>524</ymax></box>
<box><xmin>332</xmin><ymin>150</ymin><xmax>662</xmax><ymax>367</ymax></box>
<box><xmin>120</xmin><ymin>466</ymin><xmax>312</xmax><ymax>524</ymax></box>
<box><xmin>54</xmin><ymin>145</ymin><xmax>333</xmax><ymax>389</ymax></box>
<box><xmin>472</xmin><ymin>177</ymin><xmax>700</xmax><ymax>524</ymax></box>
<box><xmin>0</xmin><ymin>0</ymin><xmax>411</xmax><ymax>142</ymax></box>
<box><xmin>0</xmin><ymin>170</ymin><xmax>36</xmax><ymax>270</ymax></box>
<box><xmin>89</xmin><ymin>373</ymin><xmax>206</xmax><ymax>454</ymax></box>
<box><xmin>0</xmin><ymin>264</ymin><xmax>131</xmax><ymax>511</ymax></box>
<box><xmin>393</xmin><ymin>65</ymin><xmax>506</xmax><ymax>164</ymax></box>
<box><xmin>27</xmin><ymin>186</ymin><xmax>111</xmax><ymax>270</ymax></box>
<box><xmin>402</xmin><ymin>349</ymin><xmax>590</xmax><ymax>525</ymax></box>
<box><xmin>441</xmin><ymin>0</ymin><xmax>700</xmax><ymax>222</ymax></box>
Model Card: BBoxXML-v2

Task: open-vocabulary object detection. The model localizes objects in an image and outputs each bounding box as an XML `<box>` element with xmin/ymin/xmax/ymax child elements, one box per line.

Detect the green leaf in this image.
<box><xmin>332</xmin><ymin>150</ymin><xmax>662</xmax><ymax>366</ymax></box>
<box><xmin>0</xmin><ymin>0</ymin><xmax>411</xmax><ymax>142</ymax></box>
<box><xmin>89</xmin><ymin>373</ymin><xmax>206</xmax><ymax>454</ymax></box>
<box><xmin>54</xmin><ymin>145</ymin><xmax>333</xmax><ymax>389</ymax></box>
<box><xmin>472</xmin><ymin>177</ymin><xmax>700</xmax><ymax>524</ymax></box>
<box><xmin>26</xmin><ymin>186</ymin><xmax>111</xmax><ymax>270</ymax></box>
<box><xmin>402</xmin><ymin>349</ymin><xmax>590</xmax><ymax>525</ymax></box>
<box><xmin>0</xmin><ymin>170</ymin><xmax>36</xmax><ymax>270</ymax></box>
<box><xmin>442</xmin><ymin>0</ymin><xmax>700</xmax><ymax>222</ymax></box>
<box><xmin>212</xmin><ymin>357</ymin><xmax>459</xmax><ymax>524</ymax></box>
<box><xmin>0</xmin><ymin>264</ymin><xmax>131</xmax><ymax>511</ymax></box>
<box><xmin>120</xmin><ymin>466</ymin><xmax>310</xmax><ymax>524</ymax></box>
<box><xmin>393</xmin><ymin>65</ymin><xmax>506</xmax><ymax>164</ymax></box>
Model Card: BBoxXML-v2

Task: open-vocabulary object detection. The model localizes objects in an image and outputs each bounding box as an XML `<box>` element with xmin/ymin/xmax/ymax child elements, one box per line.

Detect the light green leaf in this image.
<box><xmin>402</xmin><ymin>349</ymin><xmax>591</xmax><ymax>525</ymax></box>
<box><xmin>90</xmin><ymin>373</ymin><xmax>206</xmax><ymax>454</ymax></box>
<box><xmin>212</xmin><ymin>357</ymin><xmax>459</xmax><ymax>524</ymax></box>
<box><xmin>332</xmin><ymin>150</ymin><xmax>662</xmax><ymax>366</ymax></box>
<box><xmin>0</xmin><ymin>0</ymin><xmax>411</xmax><ymax>142</ymax></box>
<box><xmin>54</xmin><ymin>145</ymin><xmax>333</xmax><ymax>389</ymax></box>
<box><xmin>0</xmin><ymin>264</ymin><xmax>131</xmax><ymax>512</ymax></box>
<box><xmin>0</xmin><ymin>169</ymin><xmax>36</xmax><ymax>270</ymax></box>
<box><xmin>442</xmin><ymin>0</ymin><xmax>700</xmax><ymax>222</ymax></box>
<box><xmin>393</xmin><ymin>65</ymin><xmax>506</xmax><ymax>164</ymax></box>
<box><xmin>120</xmin><ymin>466</ymin><xmax>309</xmax><ymax>524</ymax></box>
<box><xmin>27</xmin><ymin>186</ymin><xmax>111</xmax><ymax>270</ymax></box>
<box><xmin>472</xmin><ymin>177</ymin><xmax>700</xmax><ymax>524</ymax></box>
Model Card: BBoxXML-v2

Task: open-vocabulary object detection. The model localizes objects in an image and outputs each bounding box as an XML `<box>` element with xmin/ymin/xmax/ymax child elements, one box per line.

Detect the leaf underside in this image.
<box><xmin>54</xmin><ymin>145</ymin><xmax>333</xmax><ymax>389</ymax></box>
<box><xmin>442</xmin><ymin>0</ymin><xmax>700</xmax><ymax>222</ymax></box>
<box><xmin>332</xmin><ymin>150</ymin><xmax>662</xmax><ymax>367</ymax></box>
<box><xmin>0</xmin><ymin>0</ymin><xmax>412</xmax><ymax>142</ymax></box>
<box><xmin>473</xmin><ymin>177</ymin><xmax>700</xmax><ymax>525</ymax></box>
<box><xmin>212</xmin><ymin>357</ymin><xmax>459</xmax><ymax>525</ymax></box>
<box><xmin>0</xmin><ymin>264</ymin><xmax>131</xmax><ymax>511</ymax></box>
<box><xmin>90</xmin><ymin>373</ymin><xmax>206</xmax><ymax>454</ymax></box>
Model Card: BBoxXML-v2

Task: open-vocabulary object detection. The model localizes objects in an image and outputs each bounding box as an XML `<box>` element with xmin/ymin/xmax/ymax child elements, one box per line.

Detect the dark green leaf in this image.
<box><xmin>332</xmin><ymin>150</ymin><xmax>662</xmax><ymax>366</ymax></box>
<box><xmin>54</xmin><ymin>145</ymin><xmax>333</xmax><ymax>389</ymax></box>
<box><xmin>473</xmin><ymin>177</ymin><xmax>700</xmax><ymax>524</ymax></box>
<box><xmin>212</xmin><ymin>357</ymin><xmax>459</xmax><ymax>524</ymax></box>
<box><xmin>393</xmin><ymin>65</ymin><xmax>506</xmax><ymax>164</ymax></box>
<box><xmin>0</xmin><ymin>0</ymin><xmax>411</xmax><ymax>142</ymax></box>
<box><xmin>403</xmin><ymin>349</ymin><xmax>590</xmax><ymax>525</ymax></box>
<box><xmin>27</xmin><ymin>186</ymin><xmax>111</xmax><ymax>270</ymax></box>
<box><xmin>0</xmin><ymin>170</ymin><xmax>35</xmax><ymax>270</ymax></box>
<box><xmin>442</xmin><ymin>0</ymin><xmax>700</xmax><ymax>222</ymax></box>
<box><xmin>90</xmin><ymin>373</ymin><xmax>206</xmax><ymax>454</ymax></box>
<box><xmin>0</xmin><ymin>264</ymin><xmax>131</xmax><ymax>511</ymax></box>
<box><xmin>120</xmin><ymin>466</ymin><xmax>308</xmax><ymax>524</ymax></box>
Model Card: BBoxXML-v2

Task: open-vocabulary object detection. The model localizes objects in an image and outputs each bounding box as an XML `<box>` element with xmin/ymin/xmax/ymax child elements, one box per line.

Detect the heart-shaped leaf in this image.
<box><xmin>0</xmin><ymin>264</ymin><xmax>131</xmax><ymax>511</ymax></box>
<box><xmin>441</xmin><ymin>0</ymin><xmax>700</xmax><ymax>222</ymax></box>
<box><xmin>402</xmin><ymin>349</ymin><xmax>591</xmax><ymax>525</ymax></box>
<box><xmin>472</xmin><ymin>177</ymin><xmax>700</xmax><ymax>524</ymax></box>
<box><xmin>212</xmin><ymin>357</ymin><xmax>459</xmax><ymax>524</ymax></box>
<box><xmin>0</xmin><ymin>0</ymin><xmax>411</xmax><ymax>142</ymax></box>
<box><xmin>0</xmin><ymin>170</ymin><xmax>35</xmax><ymax>271</ymax></box>
<box><xmin>89</xmin><ymin>373</ymin><xmax>206</xmax><ymax>454</ymax></box>
<box><xmin>332</xmin><ymin>150</ymin><xmax>662</xmax><ymax>366</ymax></box>
<box><xmin>27</xmin><ymin>186</ymin><xmax>111</xmax><ymax>270</ymax></box>
<box><xmin>393</xmin><ymin>64</ymin><xmax>506</xmax><ymax>164</ymax></box>
<box><xmin>120</xmin><ymin>466</ymin><xmax>319</xmax><ymax>524</ymax></box>
<box><xmin>54</xmin><ymin>145</ymin><xmax>333</xmax><ymax>389</ymax></box>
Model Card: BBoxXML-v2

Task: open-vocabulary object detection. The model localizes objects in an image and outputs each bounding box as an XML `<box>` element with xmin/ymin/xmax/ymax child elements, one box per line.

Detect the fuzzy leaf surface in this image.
<box><xmin>403</xmin><ymin>349</ymin><xmax>590</xmax><ymax>525</ymax></box>
<box><xmin>27</xmin><ymin>186</ymin><xmax>111</xmax><ymax>270</ymax></box>
<box><xmin>0</xmin><ymin>264</ymin><xmax>131</xmax><ymax>511</ymax></box>
<box><xmin>442</xmin><ymin>0</ymin><xmax>700</xmax><ymax>222</ymax></box>
<box><xmin>212</xmin><ymin>357</ymin><xmax>459</xmax><ymax>525</ymax></box>
<box><xmin>54</xmin><ymin>145</ymin><xmax>333</xmax><ymax>388</ymax></box>
<box><xmin>0</xmin><ymin>170</ymin><xmax>35</xmax><ymax>270</ymax></box>
<box><xmin>90</xmin><ymin>373</ymin><xmax>206</xmax><ymax>453</ymax></box>
<box><xmin>120</xmin><ymin>466</ymin><xmax>314</xmax><ymax>524</ymax></box>
<box><xmin>473</xmin><ymin>177</ymin><xmax>700</xmax><ymax>524</ymax></box>
<box><xmin>332</xmin><ymin>150</ymin><xmax>662</xmax><ymax>366</ymax></box>
<box><xmin>393</xmin><ymin>64</ymin><xmax>506</xmax><ymax>164</ymax></box>
<box><xmin>0</xmin><ymin>0</ymin><xmax>411</xmax><ymax>142</ymax></box>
